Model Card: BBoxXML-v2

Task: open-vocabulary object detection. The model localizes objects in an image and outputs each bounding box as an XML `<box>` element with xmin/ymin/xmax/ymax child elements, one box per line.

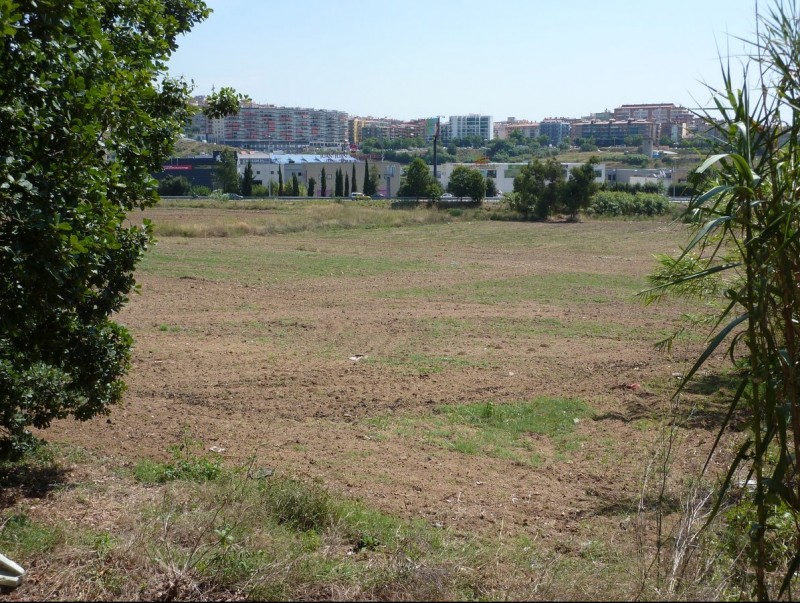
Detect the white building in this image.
<box><xmin>445</xmin><ymin>114</ymin><xmax>494</xmax><ymax>142</ymax></box>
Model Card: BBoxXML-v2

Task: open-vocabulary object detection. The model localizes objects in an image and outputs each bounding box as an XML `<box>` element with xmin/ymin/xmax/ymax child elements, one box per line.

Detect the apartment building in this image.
<box><xmin>444</xmin><ymin>114</ymin><xmax>494</xmax><ymax>142</ymax></box>
<box><xmin>570</xmin><ymin>119</ymin><xmax>659</xmax><ymax>146</ymax></box>
<box><xmin>612</xmin><ymin>103</ymin><xmax>702</xmax><ymax>141</ymax></box>
<box><xmin>349</xmin><ymin>117</ymin><xmax>424</xmax><ymax>145</ymax></box>
<box><xmin>189</xmin><ymin>99</ymin><xmax>349</xmax><ymax>152</ymax></box>
<box><xmin>538</xmin><ymin>120</ymin><xmax>572</xmax><ymax>145</ymax></box>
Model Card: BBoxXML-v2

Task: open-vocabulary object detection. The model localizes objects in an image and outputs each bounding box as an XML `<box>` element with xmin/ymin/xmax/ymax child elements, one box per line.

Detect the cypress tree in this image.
<box><xmin>292</xmin><ymin>173</ymin><xmax>300</xmax><ymax>196</ymax></box>
<box><xmin>278</xmin><ymin>166</ymin><xmax>284</xmax><ymax>196</ymax></box>
<box><xmin>351</xmin><ymin>163</ymin><xmax>357</xmax><ymax>193</ymax></box>
<box><xmin>241</xmin><ymin>161</ymin><xmax>254</xmax><ymax>196</ymax></box>
<box><xmin>320</xmin><ymin>167</ymin><xmax>327</xmax><ymax>197</ymax></box>
<box><xmin>363</xmin><ymin>159</ymin><xmax>371</xmax><ymax>195</ymax></box>
<box><xmin>344</xmin><ymin>173</ymin><xmax>350</xmax><ymax>197</ymax></box>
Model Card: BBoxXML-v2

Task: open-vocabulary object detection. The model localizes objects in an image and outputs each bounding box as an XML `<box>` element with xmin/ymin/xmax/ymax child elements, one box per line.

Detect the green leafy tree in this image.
<box><xmin>278</xmin><ymin>166</ymin><xmax>284</xmax><ymax>196</ymax></box>
<box><xmin>320</xmin><ymin>167</ymin><xmax>327</xmax><ymax>197</ymax></box>
<box><xmin>158</xmin><ymin>175</ymin><xmax>192</xmax><ymax>196</ymax></box>
<box><xmin>308</xmin><ymin>177</ymin><xmax>316</xmax><ymax>197</ymax></box>
<box><xmin>351</xmin><ymin>164</ymin><xmax>358</xmax><ymax>193</ymax></box>
<box><xmin>485</xmin><ymin>177</ymin><xmax>498</xmax><ymax>198</ymax></box>
<box><xmin>562</xmin><ymin>160</ymin><xmax>599</xmax><ymax>219</ymax></box>
<box><xmin>0</xmin><ymin>0</ymin><xmax>216</xmax><ymax>454</ymax></box>
<box><xmin>398</xmin><ymin>158</ymin><xmax>437</xmax><ymax>199</ymax></box>
<box><xmin>344</xmin><ymin>173</ymin><xmax>350</xmax><ymax>197</ymax></box>
<box><xmin>291</xmin><ymin>173</ymin><xmax>300</xmax><ymax>197</ymax></box>
<box><xmin>511</xmin><ymin>158</ymin><xmax>565</xmax><ymax>219</ymax></box>
<box><xmin>447</xmin><ymin>165</ymin><xmax>486</xmax><ymax>201</ymax></box>
<box><xmin>240</xmin><ymin>161</ymin><xmax>254</xmax><ymax>196</ymax></box>
<box><xmin>202</xmin><ymin>86</ymin><xmax>250</xmax><ymax>119</ymax></box>
<box><xmin>214</xmin><ymin>149</ymin><xmax>239</xmax><ymax>193</ymax></box>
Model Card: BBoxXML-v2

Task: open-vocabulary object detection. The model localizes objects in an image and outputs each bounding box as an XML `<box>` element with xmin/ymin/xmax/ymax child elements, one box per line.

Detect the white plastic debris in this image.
<box><xmin>0</xmin><ymin>552</ymin><xmax>25</xmax><ymax>588</ymax></box>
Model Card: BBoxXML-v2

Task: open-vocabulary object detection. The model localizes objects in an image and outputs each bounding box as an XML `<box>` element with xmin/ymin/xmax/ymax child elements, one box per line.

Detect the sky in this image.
<box><xmin>167</xmin><ymin>0</ymin><xmax>760</xmax><ymax>122</ymax></box>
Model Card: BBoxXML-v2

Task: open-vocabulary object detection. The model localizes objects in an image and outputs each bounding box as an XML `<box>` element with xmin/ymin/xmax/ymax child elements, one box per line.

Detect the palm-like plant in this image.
<box><xmin>642</xmin><ymin>2</ymin><xmax>800</xmax><ymax>598</ymax></box>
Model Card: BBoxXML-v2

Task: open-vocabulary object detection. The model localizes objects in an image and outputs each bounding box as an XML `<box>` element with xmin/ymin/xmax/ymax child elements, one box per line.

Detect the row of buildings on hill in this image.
<box><xmin>185</xmin><ymin>97</ymin><xmax>708</xmax><ymax>153</ymax></box>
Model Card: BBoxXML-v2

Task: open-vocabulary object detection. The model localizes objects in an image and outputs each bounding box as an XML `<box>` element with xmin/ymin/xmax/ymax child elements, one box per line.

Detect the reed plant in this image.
<box><xmin>641</xmin><ymin>2</ymin><xmax>800</xmax><ymax>598</ymax></box>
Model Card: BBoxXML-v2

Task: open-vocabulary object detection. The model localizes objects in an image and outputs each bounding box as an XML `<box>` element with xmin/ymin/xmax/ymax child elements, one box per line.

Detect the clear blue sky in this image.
<box><xmin>167</xmin><ymin>0</ymin><xmax>759</xmax><ymax>122</ymax></box>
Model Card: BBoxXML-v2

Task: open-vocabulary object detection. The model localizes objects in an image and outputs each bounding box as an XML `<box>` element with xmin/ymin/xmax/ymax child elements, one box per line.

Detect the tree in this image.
<box><xmin>240</xmin><ymin>161</ymin><xmax>254</xmax><ymax>196</ymax></box>
<box><xmin>320</xmin><ymin>167</ymin><xmax>327</xmax><ymax>197</ymax></box>
<box><xmin>202</xmin><ymin>86</ymin><xmax>250</xmax><ymax>119</ymax></box>
<box><xmin>447</xmin><ymin>165</ymin><xmax>485</xmax><ymax>202</ymax></box>
<box><xmin>308</xmin><ymin>177</ymin><xmax>316</xmax><ymax>197</ymax></box>
<box><xmin>485</xmin><ymin>177</ymin><xmax>498</xmax><ymax>198</ymax></box>
<box><xmin>344</xmin><ymin>173</ymin><xmax>350</xmax><ymax>197</ymax></box>
<box><xmin>335</xmin><ymin>168</ymin><xmax>343</xmax><ymax>197</ymax></box>
<box><xmin>291</xmin><ymin>173</ymin><xmax>300</xmax><ymax>197</ymax></box>
<box><xmin>369</xmin><ymin>164</ymin><xmax>380</xmax><ymax>196</ymax></box>
<box><xmin>158</xmin><ymin>175</ymin><xmax>192</xmax><ymax>196</ymax></box>
<box><xmin>511</xmin><ymin>158</ymin><xmax>565</xmax><ymax>219</ymax></box>
<box><xmin>214</xmin><ymin>149</ymin><xmax>239</xmax><ymax>193</ymax></box>
<box><xmin>0</xmin><ymin>0</ymin><xmax>217</xmax><ymax>454</ymax></box>
<box><xmin>278</xmin><ymin>166</ymin><xmax>284</xmax><ymax>196</ymax></box>
<box><xmin>397</xmin><ymin>158</ymin><xmax>437</xmax><ymax>199</ymax></box>
<box><xmin>351</xmin><ymin>164</ymin><xmax>358</xmax><ymax>193</ymax></box>
<box><xmin>562</xmin><ymin>160</ymin><xmax>598</xmax><ymax>219</ymax></box>
<box><xmin>363</xmin><ymin>159</ymin><xmax>372</xmax><ymax>195</ymax></box>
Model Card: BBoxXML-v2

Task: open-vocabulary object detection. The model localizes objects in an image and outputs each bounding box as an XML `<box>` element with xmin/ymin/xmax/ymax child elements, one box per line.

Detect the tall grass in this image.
<box><xmin>151</xmin><ymin>200</ymin><xmax>490</xmax><ymax>237</ymax></box>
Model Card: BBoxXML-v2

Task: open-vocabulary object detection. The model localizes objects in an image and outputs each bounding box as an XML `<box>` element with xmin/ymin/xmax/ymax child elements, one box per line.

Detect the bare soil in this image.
<box><xmin>31</xmin><ymin>211</ymin><xmax>729</xmax><ymax>593</ymax></box>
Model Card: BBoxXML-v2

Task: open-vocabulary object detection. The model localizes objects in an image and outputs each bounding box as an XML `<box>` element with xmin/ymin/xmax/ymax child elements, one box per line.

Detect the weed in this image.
<box><xmin>133</xmin><ymin>431</ymin><xmax>222</xmax><ymax>484</ymax></box>
<box><xmin>0</xmin><ymin>513</ymin><xmax>62</xmax><ymax>556</ymax></box>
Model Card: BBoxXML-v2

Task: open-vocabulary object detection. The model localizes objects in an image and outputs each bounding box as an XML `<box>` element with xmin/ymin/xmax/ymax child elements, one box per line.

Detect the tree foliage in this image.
<box><xmin>240</xmin><ymin>161</ymin><xmax>254</xmax><ymax>196</ymax></box>
<box><xmin>397</xmin><ymin>158</ymin><xmax>439</xmax><ymax>199</ymax></box>
<box><xmin>562</xmin><ymin>160</ymin><xmax>599</xmax><ymax>219</ymax></box>
<box><xmin>320</xmin><ymin>166</ymin><xmax>327</xmax><ymax>197</ymax></box>
<box><xmin>510</xmin><ymin>158</ymin><xmax>565</xmax><ymax>219</ymax></box>
<box><xmin>447</xmin><ymin>165</ymin><xmax>486</xmax><ymax>201</ymax></box>
<box><xmin>158</xmin><ymin>175</ymin><xmax>191</xmax><ymax>196</ymax></box>
<box><xmin>0</xmin><ymin>0</ymin><xmax>211</xmax><ymax>454</ymax></box>
<box><xmin>485</xmin><ymin>177</ymin><xmax>498</xmax><ymax>198</ymax></box>
<box><xmin>202</xmin><ymin>86</ymin><xmax>250</xmax><ymax>119</ymax></box>
<box><xmin>214</xmin><ymin>149</ymin><xmax>239</xmax><ymax>193</ymax></box>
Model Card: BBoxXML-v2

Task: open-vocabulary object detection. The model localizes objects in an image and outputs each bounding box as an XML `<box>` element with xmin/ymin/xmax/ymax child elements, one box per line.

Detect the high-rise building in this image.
<box><xmin>445</xmin><ymin>114</ymin><xmax>494</xmax><ymax>142</ymax></box>
<box><xmin>188</xmin><ymin>98</ymin><xmax>349</xmax><ymax>151</ymax></box>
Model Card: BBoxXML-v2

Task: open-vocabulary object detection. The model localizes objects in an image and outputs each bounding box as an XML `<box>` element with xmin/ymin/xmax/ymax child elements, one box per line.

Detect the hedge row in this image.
<box><xmin>587</xmin><ymin>191</ymin><xmax>671</xmax><ymax>216</ymax></box>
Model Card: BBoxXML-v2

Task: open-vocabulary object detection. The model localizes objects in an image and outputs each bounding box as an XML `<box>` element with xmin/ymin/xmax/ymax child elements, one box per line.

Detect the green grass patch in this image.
<box><xmin>371</xmin><ymin>398</ymin><xmax>592</xmax><ymax>467</ymax></box>
<box><xmin>381</xmin><ymin>272</ymin><xmax>644</xmax><ymax>306</ymax></box>
<box><xmin>416</xmin><ymin>315</ymin><xmax>671</xmax><ymax>343</ymax></box>
<box><xmin>140</xmin><ymin>245</ymin><xmax>435</xmax><ymax>284</ymax></box>
<box><xmin>367</xmin><ymin>351</ymin><xmax>488</xmax><ymax>376</ymax></box>
<box><xmin>0</xmin><ymin>513</ymin><xmax>63</xmax><ymax>557</ymax></box>
<box><xmin>133</xmin><ymin>434</ymin><xmax>223</xmax><ymax>484</ymax></box>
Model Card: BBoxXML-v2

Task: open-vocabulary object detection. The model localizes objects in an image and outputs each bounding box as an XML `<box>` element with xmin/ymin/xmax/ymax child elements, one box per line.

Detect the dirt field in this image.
<box><xmin>35</xmin><ymin>207</ymin><xmax>729</xmax><ymax>597</ymax></box>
